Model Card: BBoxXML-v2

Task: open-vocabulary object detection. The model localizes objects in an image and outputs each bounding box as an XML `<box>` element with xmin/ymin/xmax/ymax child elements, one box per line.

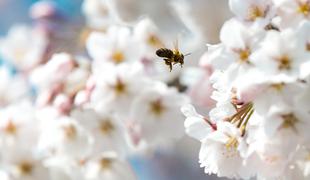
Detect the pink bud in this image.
<box><xmin>54</xmin><ymin>94</ymin><xmax>72</xmax><ymax>114</ymax></box>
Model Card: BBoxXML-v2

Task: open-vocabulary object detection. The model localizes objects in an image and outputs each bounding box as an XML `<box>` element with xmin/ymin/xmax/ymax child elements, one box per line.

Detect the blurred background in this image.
<box><xmin>0</xmin><ymin>0</ymin><xmax>231</xmax><ymax>179</ymax></box>
<box><xmin>0</xmin><ymin>0</ymin><xmax>82</xmax><ymax>35</ymax></box>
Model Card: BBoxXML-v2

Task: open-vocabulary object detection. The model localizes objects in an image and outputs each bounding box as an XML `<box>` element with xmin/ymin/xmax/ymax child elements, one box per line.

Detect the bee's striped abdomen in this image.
<box><xmin>156</xmin><ymin>48</ymin><xmax>174</xmax><ymax>58</ymax></box>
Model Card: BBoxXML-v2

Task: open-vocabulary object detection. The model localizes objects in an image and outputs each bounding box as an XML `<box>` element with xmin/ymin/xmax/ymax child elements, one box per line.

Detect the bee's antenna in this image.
<box><xmin>184</xmin><ymin>53</ymin><xmax>191</xmax><ymax>57</ymax></box>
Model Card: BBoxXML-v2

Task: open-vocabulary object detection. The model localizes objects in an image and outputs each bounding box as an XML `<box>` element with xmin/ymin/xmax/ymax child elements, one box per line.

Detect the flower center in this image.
<box><xmin>247</xmin><ymin>5</ymin><xmax>265</xmax><ymax>21</ymax></box>
<box><xmin>111</xmin><ymin>50</ymin><xmax>125</xmax><ymax>64</ymax></box>
<box><xmin>4</xmin><ymin>120</ymin><xmax>17</xmax><ymax>135</ymax></box>
<box><xmin>99</xmin><ymin>4</ymin><xmax>109</xmax><ymax>16</ymax></box>
<box><xmin>149</xmin><ymin>99</ymin><xmax>165</xmax><ymax>116</ymax></box>
<box><xmin>99</xmin><ymin>120</ymin><xmax>114</xmax><ymax>135</ymax></box>
<box><xmin>147</xmin><ymin>34</ymin><xmax>163</xmax><ymax>47</ymax></box>
<box><xmin>306</xmin><ymin>42</ymin><xmax>310</xmax><ymax>51</ymax></box>
<box><xmin>112</xmin><ymin>78</ymin><xmax>127</xmax><ymax>96</ymax></box>
<box><xmin>18</xmin><ymin>161</ymin><xmax>34</xmax><ymax>176</ymax></box>
<box><xmin>222</xmin><ymin>136</ymin><xmax>239</xmax><ymax>158</ymax></box>
<box><xmin>270</xmin><ymin>82</ymin><xmax>285</xmax><ymax>91</ymax></box>
<box><xmin>225</xmin><ymin>137</ymin><xmax>239</xmax><ymax>150</ymax></box>
<box><xmin>100</xmin><ymin>158</ymin><xmax>113</xmax><ymax>170</ymax></box>
<box><xmin>233</xmin><ymin>48</ymin><xmax>251</xmax><ymax>63</ymax></box>
<box><xmin>275</xmin><ymin>55</ymin><xmax>291</xmax><ymax>71</ymax></box>
<box><xmin>281</xmin><ymin>113</ymin><xmax>299</xmax><ymax>130</ymax></box>
<box><xmin>306</xmin><ymin>152</ymin><xmax>310</xmax><ymax>161</ymax></box>
<box><xmin>63</xmin><ymin>124</ymin><xmax>77</xmax><ymax>139</ymax></box>
<box><xmin>298</xmin><ymin>2</ymin><xmax>310</xmax><ymax>16</ymax></box>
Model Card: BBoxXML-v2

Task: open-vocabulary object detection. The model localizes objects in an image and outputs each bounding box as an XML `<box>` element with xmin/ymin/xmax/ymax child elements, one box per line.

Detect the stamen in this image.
<box><xmin>230</xmin><ymin>102</ymin><xmax>253</xmax><ymax>124</ymax></box>
<box><xmin>111</xmin><ymin>50</ymin><xmax>125</xmax><ymax>64</ymax></box>
<box><xmin>281</xmin><ymin>113</ymin><xmax>299</xmax><ymax>131</ymax></box>
<box><xmin>225</xmin><ymin>136</ymin><xmax>239</xmax><ymax>150</ymax></box>
<box><xmin>147</xmin><ymin>34</ymin><xmax>163</xmax><ymax>47</ymax></box>
<box><xmin>63</xmin><ymin>124</ymin><xmax>77</xmax><ymax>139</ymax></box>
<box><xmin>227</xmin><ymin>102</ymin><xmax>254</xmax><ymax>136</ymax></box>
<box><xmin>99</xmin><ymin>120</ymin><xmax>114</xmax><ymax>134</ymax></box>
<box><xmin>306</xmin><ymin>42</ymin><xmax>310</xmax><ymax>51</ymax></box>
<box><xmin>111</xmin><ymin>78</ymin><xmax>127</xmax><ymax>96</ymax></box>
<box><xmin>298</xmin><ymin>2</ymin><xmax>310</xmax><ymax>16</ymax></box>
<box><xmin>270</xmin><ymin>82</ymin><xmax>285</xmax><ymax>91</ymax></box>
<box><xmin>247</xmin><ymin>5</ymin><xmax>265</xmax><ymax>21</ymax></box>
<box><xmin>4</xmin><ymin>120</ymin><xmax>17</xmax><ymax>135</ymax></box>
<box><xmin>100</xmin><ymin>158</ymin><xmax>112</xmax><ymax>170</ymax></box>
<box><xmin>18</xmin><ymin>161</ymin><xmax>34</xmax><ymax>175</ymax></box>
<box><xmin>149</xmin><ymin>99</ymin><xmax>165</xmax><ymax>116</ymax></box>
<box><xmin>241</xmin><ymin>109</ymin><xmax>254</xmax><ymax>136</ymax></box>
<box><xmin>233</xmin><ymin>48</ymin><xmax>251</xmax><ymax>63</ymax></box>
<box><xmin>275</xmin><ymin>55</ymin><xmax>291</xmax><ymax>71</ymax></box>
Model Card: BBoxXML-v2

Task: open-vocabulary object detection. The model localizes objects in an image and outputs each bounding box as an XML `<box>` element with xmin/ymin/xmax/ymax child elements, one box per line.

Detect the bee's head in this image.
<box><xmin>180</xmin><ymin>54</ymin><xmax>184</xmax><ymax>64</ymax></box>
<box><xmin>176</xmin><ymin>53</ymin><xmax>184</xmax><ymax>64</ymax></box>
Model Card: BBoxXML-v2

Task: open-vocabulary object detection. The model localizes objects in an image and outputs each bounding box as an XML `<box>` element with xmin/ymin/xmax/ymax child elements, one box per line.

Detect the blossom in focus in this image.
<box><xmin>183</xmin><ymin>0</ymin><xmax>310</xmax><ymax>179</ymax></box>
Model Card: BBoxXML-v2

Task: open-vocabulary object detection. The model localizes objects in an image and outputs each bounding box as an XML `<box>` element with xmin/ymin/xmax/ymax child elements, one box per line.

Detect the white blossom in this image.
<box><xmin>85</xmin><ymin>152</ymin><xmax>136</xmax><ymax>180</ymax></box>
<box><xmin>0</xmin><ymin>67</ymin><xmax>30</xmax><ymax>107</ymax></box>
<box><xmin>90</xmin><ymin>62</ymin><xmax>148</xmax><ymax>116</ymax></box>
<box><xmin>0</xmin><ymin>25</ymin><xmax>47</xmax><ymax>71</ymax></box>
<box><xmin>87</xmin><ymin>26</ymin><xmax>142</xmax><ymax>65</ymax></box>
<box><xmin>129</xmin><ymin>82</ymin><xmax>189</xmax><ymax>147</ymax></box>
<box><xmin>82</xmin><ymin>0</ymin><xmax>121</xmax><ymax>30</ymax></box>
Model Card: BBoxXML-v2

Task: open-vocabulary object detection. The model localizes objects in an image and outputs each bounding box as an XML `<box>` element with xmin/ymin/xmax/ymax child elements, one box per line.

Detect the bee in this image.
<box><xmin>156</xmin><ymin>40</ymin><xmax>190</xmax><ymax>71</ymax></box>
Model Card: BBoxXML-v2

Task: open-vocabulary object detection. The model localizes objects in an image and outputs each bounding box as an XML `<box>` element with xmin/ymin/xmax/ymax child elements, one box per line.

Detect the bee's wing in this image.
<box><xmin>173</xmin><ymin>38</ymin><xmax>179</xmax><ymax>51</ymax></box>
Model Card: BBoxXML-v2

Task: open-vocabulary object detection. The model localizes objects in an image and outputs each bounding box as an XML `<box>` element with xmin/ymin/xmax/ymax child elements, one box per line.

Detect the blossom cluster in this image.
<box><xmin>183</xmin><ymin>0</ymin><xmax>310</xmax><ymax>179</ymax></box>
<box><xmin>0</xmin><ymin>1</ymin><xmax>189</xmax><ymax>179</ymax></box>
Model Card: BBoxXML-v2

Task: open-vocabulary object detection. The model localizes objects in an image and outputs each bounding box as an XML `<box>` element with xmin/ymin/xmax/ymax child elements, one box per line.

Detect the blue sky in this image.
<box><xmin>0</xmin><ymin>0</ymin><xmax>82</xmax><ymax>35</ymax></box>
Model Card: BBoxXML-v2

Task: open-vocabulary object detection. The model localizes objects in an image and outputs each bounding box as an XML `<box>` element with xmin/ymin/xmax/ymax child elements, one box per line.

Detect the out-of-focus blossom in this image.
<box><xmin>90</xmin><ymin>63</ymin><xmax>147</xmax><ymax>116</ymax></box>
<box><xmin>0</xmin><ymin>67</ymin><xmax>30</xmax><ymax>107</ymax></box>
<box><xmin>82</xmin><ymin>0</ymin><xmax>121</xmax><ymax>30</ymax></box>
<box><xmin>38</xmin><ymin>115</ymin><xmax>93</xmax><ymax>158</ymax></box>
<box><xmin>30</xmin><ymin>53</ymin><xmax>90</xmax><ymax>109</ymax></box>
<box><xmin>85</xmin><ymin>152</ymin><xmax>136</xmax><ymax>180</ymax></box>
<box><xmin>87</xmin><ymin>26</ymin><xmax>142</xmax><ymax>65</ymax></box>
<box><xmin>0</xmin><ymin>25</ymin><xmax>48</xmax><ymax>72</ymax></box>
<box><xmin>129</xmin><ymin>82</ymin><xmax>189</xmax><ymax>147</ymax></box>
<box><xmin>71</xmin><ymin>109</ymin><xmax>129</xmax><ymax>157</ymax></box>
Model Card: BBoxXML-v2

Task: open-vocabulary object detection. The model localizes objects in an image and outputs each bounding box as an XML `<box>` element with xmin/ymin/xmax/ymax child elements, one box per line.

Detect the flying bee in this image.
<box><xmin>156</xmin><ymin>40</ymin><xmax>190</xmax><ymax>72</ymax></box>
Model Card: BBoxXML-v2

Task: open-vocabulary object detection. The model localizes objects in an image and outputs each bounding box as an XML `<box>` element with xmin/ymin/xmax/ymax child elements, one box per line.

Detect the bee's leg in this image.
<box><xmin>164</xmin><ymin>59</ymin><xmax>172</xmax><ymax>72</ymax></box>
<box><xmin>164</xmin><ymin>59</ymin><xmax>171</xmax><ymax>65</ymax></box>
<box><xmin>169</xmin><ymin>63</ymin><xmax>172</xmax><ymax>72</ymax></box>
